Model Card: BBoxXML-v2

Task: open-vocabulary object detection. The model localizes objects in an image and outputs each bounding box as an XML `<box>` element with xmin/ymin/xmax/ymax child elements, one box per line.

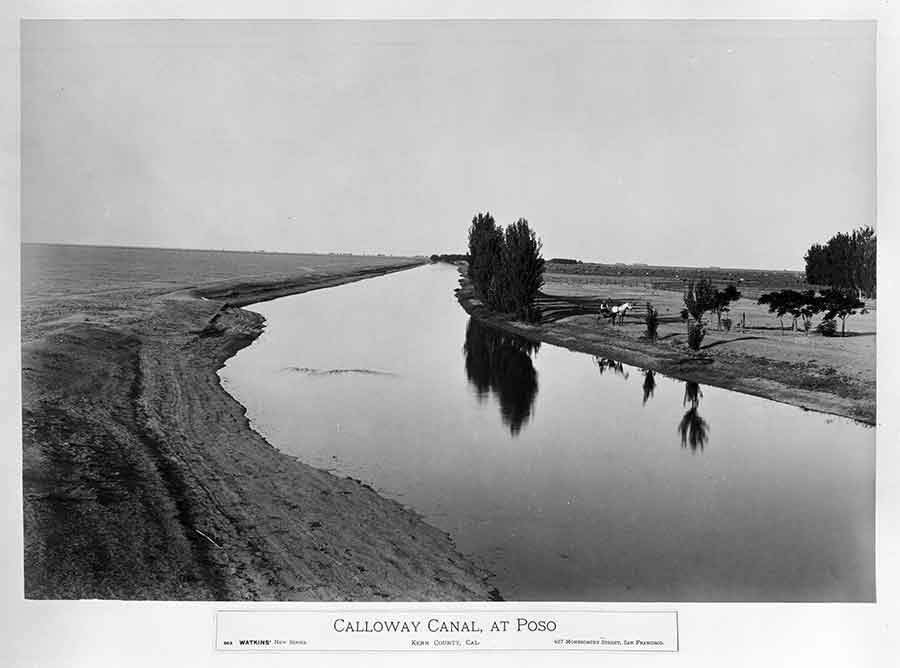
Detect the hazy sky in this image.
<box><xmin>21</xmin><ymin>20</ymin><xmax>874</xmax><ymax>269</ymax></box>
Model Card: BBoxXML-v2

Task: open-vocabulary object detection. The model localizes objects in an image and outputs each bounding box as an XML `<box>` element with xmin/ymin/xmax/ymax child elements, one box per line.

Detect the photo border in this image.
<box><xmin>2</xmin><ymin>2</ymin><xmax>897</xmax><ymax>666</ymax></box>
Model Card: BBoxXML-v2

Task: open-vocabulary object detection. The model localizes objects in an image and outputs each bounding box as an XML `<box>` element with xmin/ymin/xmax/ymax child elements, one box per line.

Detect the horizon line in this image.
<box><xmin>21</xmin><ymin>240</ymin><xmax>806</xmax><ymax>274</ymax></box>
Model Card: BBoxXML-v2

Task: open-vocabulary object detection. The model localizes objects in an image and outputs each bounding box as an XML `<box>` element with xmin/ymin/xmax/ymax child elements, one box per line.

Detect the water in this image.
<box><xmin>220</xmin><ymin>264</ymin><xmax>874</xmax><ymax>601</ymax></box>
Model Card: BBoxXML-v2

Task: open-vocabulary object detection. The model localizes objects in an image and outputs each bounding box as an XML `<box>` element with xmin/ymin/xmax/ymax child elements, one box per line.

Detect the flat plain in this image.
<box><xmin>20</xmin><ymin>244</ymin><xmax>875</xmax><ymax>601</ymax></box>
<box><xmin>21</xmin><ymin>244</ymin><xmax>502</xmax><ymax>600</ymax></box>
<box><xmin>457</xmin><ymin>261</ymin><xmax>875</xmax><ymax>424</ymax></box>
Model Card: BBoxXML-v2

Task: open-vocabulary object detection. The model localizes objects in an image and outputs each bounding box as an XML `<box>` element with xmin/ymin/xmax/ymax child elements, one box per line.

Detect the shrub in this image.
<box><xmin>818</xmin><ymin>287</ymin><xmax>866</xmax><ymax>336</ymax></box>
<box><xmin>817</xmin><ymin>319</ymin><xmax>838</xmax><ymax>337</ymax></box>
<box><xmin>430</xmin><ymin>253</ymin><xmax>469</xmax><ymax>264</ymax></box>
<box><xmin>713</xmin><ymin>284</ymin><xmax>741</xmax><ymax>329</ymax></box>
<box><xmin>645</xmin><ymin>303</ymin><xmax>659</xmax><ymax>341</ymax></box>
<box><xmin>687</xmin><ymin>321</ymin><xmax>706</xmax><ymax>350</ymax></box>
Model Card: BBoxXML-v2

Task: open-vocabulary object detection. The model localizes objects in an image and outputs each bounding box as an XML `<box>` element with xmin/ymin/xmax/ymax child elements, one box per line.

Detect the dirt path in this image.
<box><xmin>455</xmin><ymin>272</ymin><xmax>875</xmax><ymax>425</ymax></box>
<box><xmin>22</xmin><ymin>258</ymin><xmax>496</xmax><ymax>600</ymax></box>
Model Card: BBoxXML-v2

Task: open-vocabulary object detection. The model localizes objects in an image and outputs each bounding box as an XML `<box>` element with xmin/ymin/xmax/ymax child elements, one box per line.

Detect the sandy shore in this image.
<box><xmin>455</xmin><ymin>271</ymin><xmax>875</xmax><ymax>425</ymax></box>
<box><xmin>22</xmin><ymin>255</ymin><xmax>496</xmax><ymax>600</ymax></box>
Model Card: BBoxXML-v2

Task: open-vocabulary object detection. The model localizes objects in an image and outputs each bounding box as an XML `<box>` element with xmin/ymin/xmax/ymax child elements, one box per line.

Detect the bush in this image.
<box><xmin>430</xmin><ymin>253</ymin><xmax>469</xmax><ymax>263</ymax></box>
<box><xmin>818</xmin><ymin>287</ymin><xmax>866</xmax><ymax>336</ymax></box>
<box><xmin>817</xmin><ymin>319</ymin><xmax>838</xmax><ymax>337</ymax></box>
<box><xmin>687</xmin><ymin>321</ymin><xmax>706</xmax><ymax>350</ymax></box>
<box><xmin>645</xmin><ymin>303</ymin><xmax>659</xmax><ymax>341</ymax></box>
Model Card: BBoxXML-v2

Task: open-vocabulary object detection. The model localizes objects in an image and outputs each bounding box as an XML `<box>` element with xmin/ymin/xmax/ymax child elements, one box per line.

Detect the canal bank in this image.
<box><xmin>454</xmin><ymin>269</ymin><xmax>876</xmax><ymax>425</ymax></box>
<box><xmin>221</xmin><ymin>263</ymin><xmax>873</xmax><ymax>601</ymax></box>
<box><xmin>23</xmin><ymin>256</ymin><xmax>496</xmax><ymax>600</ymax></box>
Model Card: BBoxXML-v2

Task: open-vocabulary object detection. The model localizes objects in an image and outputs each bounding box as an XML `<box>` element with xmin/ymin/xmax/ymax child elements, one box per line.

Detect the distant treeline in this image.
<box><xmin>430</xmin><ymin>253</ymin><xmax>470</xmax><ymax>263</ymax></box>
<box><xmin>804</xmin><ymin>226</ymin><xmax>876</xmax><ymax>298</ymax></box>
<box><xmin>547</xmin><ymin>258</ymin><xmax>582</xmax><ymax>265</ymax></box>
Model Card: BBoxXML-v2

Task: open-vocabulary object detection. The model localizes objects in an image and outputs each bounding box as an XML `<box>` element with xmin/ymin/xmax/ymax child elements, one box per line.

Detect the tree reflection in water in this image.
<box><xmin>678</xmin><ymin>380</ymin><xmax>709</xmax><ymax>451</ymax></box>
<box><xmin>642</xmin><ymin>369</ymin><xmax>656</xmax><ymax>405</ymax></box>
<box><xmin>595</xmin><ymin>357</ymin><xmax>629</xmax><ymax>379</ymax></box>
<box><xmin>463</xmin><ymin>318</ymin><xmax>540</xmax><ymax>436</ymax></box>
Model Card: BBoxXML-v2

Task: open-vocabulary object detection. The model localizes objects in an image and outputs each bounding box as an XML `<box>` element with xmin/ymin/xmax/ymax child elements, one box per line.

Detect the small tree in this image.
<box><xmin>683</xmin><ymin>278</ymin><xmax>717</xmax><ymax>323</ymax></box>
<box><xmin>712</xmin><ymin>284</ymin><xmax>742</xmax><ymax>330</ymax></box>
<box><xmin>796</xmin><ymin>290</ymin><xmax>821</xmax><ymax>334</ymax></box>
<box><xmin>818</xmin><ymin>288</ymin><xmax>866</xmax><ymax>337</ymax></box>
<box><xmin>645</xmin><ymin>302</ymin><xmax>659</xmax><ymax>341</ymax></box>
<box><xmin>758</xmin><ymin>289</ymin><xmax>806</xmax><ymax>333</ymax></box>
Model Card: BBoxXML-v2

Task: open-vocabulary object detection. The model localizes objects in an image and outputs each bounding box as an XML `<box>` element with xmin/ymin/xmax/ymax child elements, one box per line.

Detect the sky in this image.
<box><xmin>21</xmin><ymin>20</ymin><xmax>875</xmax><ymax>269</ymax></box>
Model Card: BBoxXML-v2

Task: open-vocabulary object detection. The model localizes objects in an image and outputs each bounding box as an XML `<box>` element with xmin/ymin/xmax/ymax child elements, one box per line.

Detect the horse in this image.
<box><xmin>599</xmin><ymin>301</ymin><xmax>632</xmax><ymax>325</ymax></box>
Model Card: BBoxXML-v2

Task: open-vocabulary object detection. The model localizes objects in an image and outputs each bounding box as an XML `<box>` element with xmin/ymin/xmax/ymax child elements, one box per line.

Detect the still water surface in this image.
<box><xmin>220</xmin><ymin>264</ymin><xmax>873</xmax><ymax>601</ymax></box>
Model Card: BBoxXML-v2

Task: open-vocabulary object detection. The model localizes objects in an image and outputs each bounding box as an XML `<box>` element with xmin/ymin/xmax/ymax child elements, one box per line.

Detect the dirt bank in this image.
<box><xmin>455</xmin><ymin>271</ymin><xmax>875</xmax><ymax>425</ymax></box>
<box><xmin>22</xmin><ymin>254</ymin><xmax>496</xmax><ymax>600</ymax></box>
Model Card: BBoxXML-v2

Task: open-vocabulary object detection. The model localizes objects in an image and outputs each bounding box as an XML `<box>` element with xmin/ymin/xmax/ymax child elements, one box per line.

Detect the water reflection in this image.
<box><xmin>678</xmin><ymin>381</ymin><xmax>709</xmax><ymax>452</ymax></box>
<box><xmin>223</xmin><ymin>264</ymin><xmax>874</xmax><ymax>601</ymax></box>
<box><xmin>595</xmin><ymin>357</ymin><xmax>629</xmax><ymax>379</ymax></box>
<box><xmin>642</xmin><ymin>370</ymin><xmax>656</xmax><ymax>405</ymax></box>
<box><xmin>463</xmin><ymin>318</ymin><xmax>540</xmax><ymax>435</ymax></box>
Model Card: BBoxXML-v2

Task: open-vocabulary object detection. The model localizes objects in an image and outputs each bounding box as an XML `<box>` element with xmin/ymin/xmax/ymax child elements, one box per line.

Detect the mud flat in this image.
<box><xmin>456</xmin><ymin>269</ymin><xmax>875</xmax><ymax>425</ymax></box>
<box><xmin>21</xmin><ymin>245</ymin><xmax>494</xmax><ymax>600</ymax></box>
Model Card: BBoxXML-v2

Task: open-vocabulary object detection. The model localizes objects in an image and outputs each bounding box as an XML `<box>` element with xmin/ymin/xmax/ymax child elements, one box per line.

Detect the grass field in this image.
<box><xmin>454</xmin><ymin>260</ymin><xmax>875</xmax><ymax>424</ymax></box>
<box><xmin>545</xmin><ymin>260</ymin><xmax>823</xmax><ymax>299</ymax></box>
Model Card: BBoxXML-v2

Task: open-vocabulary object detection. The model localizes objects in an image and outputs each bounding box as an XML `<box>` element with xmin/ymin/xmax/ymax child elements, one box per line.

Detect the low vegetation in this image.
<box><xmin>430</xmin><ymin>253</ymin><xmax>469</xmax><ymax>263</ymax></box>
<box><xmin>686</xmin><ymin>321</ymin><xmax>707</xmax><ymax>351</ymax></box>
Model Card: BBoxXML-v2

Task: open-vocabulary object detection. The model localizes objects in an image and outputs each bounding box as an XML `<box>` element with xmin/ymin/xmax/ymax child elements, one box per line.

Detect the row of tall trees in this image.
<box><xmin>467</xmin><ymin>212</ymin><xmax>545</xmax><ymax>321</ymax></box>
<box><xmin>804</xmin><ymin>226</ymin><xmax>876</xmax><ymax>298</ymax></box>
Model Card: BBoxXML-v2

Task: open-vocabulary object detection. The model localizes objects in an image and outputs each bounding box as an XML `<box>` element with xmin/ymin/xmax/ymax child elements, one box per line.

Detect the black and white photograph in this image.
<box><xmin>3</xmin><ymin>4</ymin><xmax>899</xmax><ymax>666</ymax></box>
